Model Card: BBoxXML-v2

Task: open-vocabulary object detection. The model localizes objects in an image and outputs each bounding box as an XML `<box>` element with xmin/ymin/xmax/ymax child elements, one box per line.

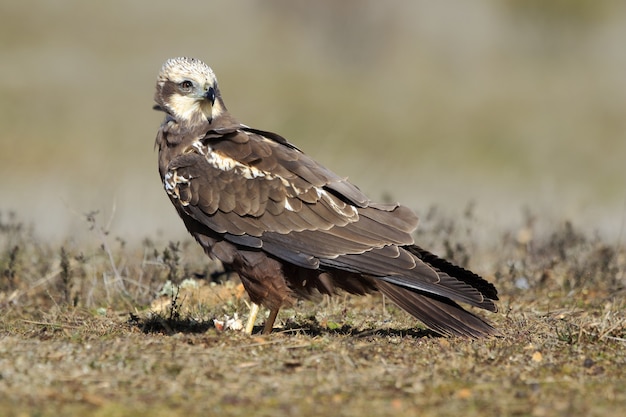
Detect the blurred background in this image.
<box><xmin>1</xmin><ymin>0</ymin><xmax>625</xmax><ymax>244</ymax></box>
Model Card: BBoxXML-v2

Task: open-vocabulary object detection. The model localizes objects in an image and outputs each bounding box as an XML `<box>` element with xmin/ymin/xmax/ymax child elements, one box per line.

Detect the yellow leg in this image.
<box><xmin>244</xmin><ymin>302</ymin><xmax>260</xmax><ymax>335</ymax></box>
<box><xmin>263</xmin><ymin>307</ymin><xmax>280</xmax><ymax>335</ymax></box>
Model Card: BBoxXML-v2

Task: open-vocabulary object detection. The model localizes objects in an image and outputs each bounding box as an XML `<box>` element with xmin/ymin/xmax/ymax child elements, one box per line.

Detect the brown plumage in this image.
<box><xmin>154</xmin><ymin>57</ymin><xmax>499</xmax><ymax>337</ymax></box>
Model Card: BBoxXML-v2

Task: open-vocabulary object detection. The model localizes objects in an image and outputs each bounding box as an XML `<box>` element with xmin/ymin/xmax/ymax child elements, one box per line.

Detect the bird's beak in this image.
<box><xmin>200</xmin><ymin>87</ymin><xmax>215</xmax><ymax>123</ymax></box>
<box><xmin>205</xmin><ymin>87</ymin><xmax>216</xmax><ymax>105</ymax></box>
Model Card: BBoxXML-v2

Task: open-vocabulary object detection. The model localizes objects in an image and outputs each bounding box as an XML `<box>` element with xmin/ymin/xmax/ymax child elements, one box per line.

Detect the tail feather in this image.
<box><xmin>375</xmin><ymin>245</ymin><xmax>498</xmax><ymax>337</ymax></box>
<box><xmin>376</xmin><ymin>280</ymin><xmax>497</xmax><ymax>338</ymax></box>
<box><xmin>407</xmin><ymin>245</ymin><xmax>499</xmax><ymax>302</ymax></box>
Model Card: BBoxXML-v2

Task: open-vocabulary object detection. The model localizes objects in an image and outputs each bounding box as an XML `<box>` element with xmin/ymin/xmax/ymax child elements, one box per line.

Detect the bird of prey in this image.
<box><xmin>153</xmin><ymin>57</ymin><xmax>498</xmax><ymax>337</ymax></box>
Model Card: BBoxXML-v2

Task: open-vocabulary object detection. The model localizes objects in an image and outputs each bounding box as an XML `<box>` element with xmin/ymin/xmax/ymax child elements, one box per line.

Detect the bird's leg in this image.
<box><xmin>263</xmin><ymin>307</ymin><xmax>280</xmax><ymax>335</ymax></box>
<box><xmin>244</xmin><ymin>302</ymin><xmax>260</xmax><ymax>335</ymax></box>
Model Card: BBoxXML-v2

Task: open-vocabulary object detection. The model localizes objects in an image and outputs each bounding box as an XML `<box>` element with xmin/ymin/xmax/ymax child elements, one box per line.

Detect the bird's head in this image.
<box><xmin>154</xmin><ymin>57</ymin><xmax>225</xmax><ymax>125</ymax></box>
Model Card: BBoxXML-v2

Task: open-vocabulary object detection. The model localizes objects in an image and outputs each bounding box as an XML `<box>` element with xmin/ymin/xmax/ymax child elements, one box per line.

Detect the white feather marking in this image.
<box><xmin>206</xmin><ymin>151</ymin><xmax>237</xmax><ymax>172</ymax></box>
<box><xmin>164</xmin><ymin>170</ymin><xmax>191</xmax><ymax>205</ymax></box>
<box><xmin>164</xmin><ymin>171</ymin><xmax>175</xmax><ymax>193</ymax></box>
<box><xmin>190</xmin><ymin>139</ymin><xmax>273</xmax><ymax>180</ymax></box>
<box><xmin>316</xmin><ymin>187</ymin><xmax>358</xmax><ymax>217</ymax></box>
<box><xmin>191</xmin><ymin>140</ymin><xmax>206</xmax><ymax>156</ymax></box>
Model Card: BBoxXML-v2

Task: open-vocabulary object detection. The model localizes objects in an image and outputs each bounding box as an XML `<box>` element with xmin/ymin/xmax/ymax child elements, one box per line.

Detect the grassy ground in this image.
<box><xmin>1</xmin><ymin>209</ymin><xmax>625</xmax><ymax>417</ymax></box>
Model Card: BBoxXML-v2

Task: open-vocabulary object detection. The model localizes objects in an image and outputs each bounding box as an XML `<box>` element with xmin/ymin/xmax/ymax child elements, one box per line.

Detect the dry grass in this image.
<box><xmin>1</xmin><ymin>209</ymin><xmax>625</xmax><ymax>417</ymax></box>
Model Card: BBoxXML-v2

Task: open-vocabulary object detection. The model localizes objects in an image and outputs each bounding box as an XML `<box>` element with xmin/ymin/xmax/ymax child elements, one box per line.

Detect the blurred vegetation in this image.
<box><xmin>0</xmin><ymin>0</ymin><xmax>625</xmax><ymax>242</ymax></box>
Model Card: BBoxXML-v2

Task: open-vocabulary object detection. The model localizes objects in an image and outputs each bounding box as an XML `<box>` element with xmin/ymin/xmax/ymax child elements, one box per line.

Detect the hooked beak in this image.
<box><xmin>205</xmin><ymin>86</ymin><xmax>216</xmax><ymax>105</ymax></box>
<box><xmin>200</xmin><ymin>86</ymin><xmax>216</xmax><ymax>123</ymax></box>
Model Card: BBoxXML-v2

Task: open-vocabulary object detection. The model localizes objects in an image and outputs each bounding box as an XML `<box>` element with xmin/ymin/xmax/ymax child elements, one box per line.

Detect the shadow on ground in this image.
<box><xmin>133</xmin><ymin>311</ymin><xmax>439</xmax><ymax>339</ymax></box>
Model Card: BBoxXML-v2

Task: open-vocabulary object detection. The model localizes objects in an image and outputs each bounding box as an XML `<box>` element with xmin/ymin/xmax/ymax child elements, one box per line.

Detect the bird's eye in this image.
<box><xmin>179</xmin><ymin>80</ymin><xmax>193</xmax><ymax>91</ymax></box>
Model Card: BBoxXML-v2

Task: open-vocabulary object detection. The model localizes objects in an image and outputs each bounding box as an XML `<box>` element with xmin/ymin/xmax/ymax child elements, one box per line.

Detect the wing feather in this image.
<box><xmin>165</xmin><ymin>128</ymin><xmax>417</xmax><ymax>255</ymax></box>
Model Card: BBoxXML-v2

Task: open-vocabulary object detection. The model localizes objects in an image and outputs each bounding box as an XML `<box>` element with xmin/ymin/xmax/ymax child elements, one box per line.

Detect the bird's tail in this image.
<box><xmin>376</xmin><ymin>245</ymin><xmax>499</xmax><ymax>338</ymax></box>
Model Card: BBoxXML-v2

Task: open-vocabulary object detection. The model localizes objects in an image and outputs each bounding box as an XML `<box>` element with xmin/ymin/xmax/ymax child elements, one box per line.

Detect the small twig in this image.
<box><xmin>6</xmin><ymin>269</ymin><xmax>62</xmax><ymax>305</ymax></box>
<box><xmin>615</xmin><ymin>194</ymin><xmax>626</xmax><ymax>282</ymax></box>
<box><xmin>104</xmin><ymin>197</ymin><xmax>117</xmax><ymax>233</ymax></box>
<box><xmin>603</xmin><ymin>335</ymin><xmax>626</xmax><ymax>343</ymax></box>
<box><xmin>21</xmin><ymin>319</ymin><xmax>80</xmax><ymax>329</ymax></box>
<box><xmin>31</xmin><ymin>269</ymin><xmax>62</xmax><ymax>288</ymax></box>
<box><xmin>97</xmin><ymin>225</ymin><xmax>125</xmax><ymax>291</ymax></box>
<box><xmin>83</xmin><ymin>209</ymin><xmax>127</xmax><ymax>295</ymax></box>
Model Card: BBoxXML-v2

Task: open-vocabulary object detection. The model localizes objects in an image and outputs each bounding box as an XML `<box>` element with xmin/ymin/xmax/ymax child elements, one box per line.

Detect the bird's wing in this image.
<box><xmin>163</xmin><ymin>126</ymin><xmax>490</xmax><ymax>308</ymax></box>
<box><xmin>164</xmin><ymin>125</ymin><xmax>416</xmax><ymax>250</ymax></box>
